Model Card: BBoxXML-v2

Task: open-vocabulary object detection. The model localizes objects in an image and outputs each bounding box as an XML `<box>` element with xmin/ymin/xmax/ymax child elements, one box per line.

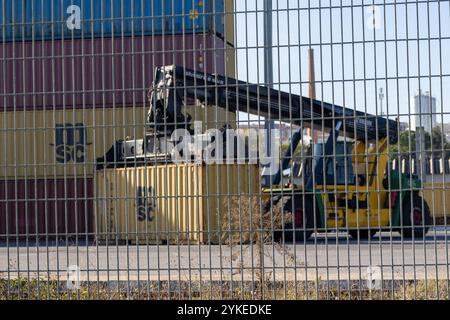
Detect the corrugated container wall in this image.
<box><xmin>96</xmin><ymin>164</ymin><xmax>260</xmax><ymax>244</ymax></box>
<box><xmin>423</xmin><ymin>182</ymin><xmax>450</xmax><ymax>219</ymax></box>
<box><xmin>1</xmin><ymin>34</ymin><xmax>229</xmax><ymax>110</ymax></box>
<box><xmin>0</xmin><ymin>0</ymin><xmax>225</xmax><ymax>42</ymax></box>
<box><xmin>0</xmin><ymin>178</ymin><xmax>94</xmax><ymax>239</ymax></box>
<box><xmin>0</xmin><ymin>34</ymin><xmax>236</xmax><ymax>179</ymax></box>
<box><xmin>1</xmin><ymin>107</ymin><xmax>147</xmax><ymax>178</ymax></box>
<box><xmin>0</xmin><ymin>1</ymin><xmax>236</xmax><ymax>239</ymax></box>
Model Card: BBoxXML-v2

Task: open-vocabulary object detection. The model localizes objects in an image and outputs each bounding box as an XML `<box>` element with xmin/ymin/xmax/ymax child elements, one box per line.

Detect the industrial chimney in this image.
<box><xmin>307</xmin><ymin>48</ymin><xmax>317</xmax><ymax>141</ymax></box>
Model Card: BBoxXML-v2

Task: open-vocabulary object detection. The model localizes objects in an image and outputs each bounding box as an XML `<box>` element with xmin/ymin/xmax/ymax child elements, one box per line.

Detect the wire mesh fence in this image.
<box><xmin>1</xmin><ymin>0</ymin><xmax>450</xmax><ymax>300</ymax></box>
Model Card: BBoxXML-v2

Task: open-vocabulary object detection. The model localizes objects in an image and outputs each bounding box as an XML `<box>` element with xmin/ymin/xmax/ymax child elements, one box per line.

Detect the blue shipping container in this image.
<box><xmin>0</xmin><ymin>0</ymin><xmax>225</xmax><ymax>42</ymax></box>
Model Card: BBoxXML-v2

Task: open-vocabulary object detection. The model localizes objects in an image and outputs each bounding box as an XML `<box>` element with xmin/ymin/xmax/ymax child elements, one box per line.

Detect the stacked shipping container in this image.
<box><xmin>0</xmin><ymin>0</ymin><xmax>226</xmax><ymax>42</ymax></box>
<box><xmin>1</xmin><ymin>0</ymin><xmax>236</xmax><ymax>240</ymax></box>
<box><xmin>96</xmin><ymin>164</ymin><xmax>260</xmax><ymax>244</ymax></box>
<box><xmin>1</xmin><ymin>34</ymin><xmax>229</xmax><ymax>110</ymax></box>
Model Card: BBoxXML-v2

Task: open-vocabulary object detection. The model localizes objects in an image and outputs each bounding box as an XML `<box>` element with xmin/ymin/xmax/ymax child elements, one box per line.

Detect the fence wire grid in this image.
<box><xmin>1</xmin><ymin>0</ymin><xmax>450</xmax><ymax>300</ymax></box>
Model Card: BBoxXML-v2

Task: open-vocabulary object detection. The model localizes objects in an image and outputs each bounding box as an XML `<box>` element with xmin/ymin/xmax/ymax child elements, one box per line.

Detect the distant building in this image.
<box><xmin>442</xmin><ymin>123</ymin><xmax>450</xmax><ymax>141</ymax></box>
<box><xmin>399</xmin><ymin>122</ymin><xmax>409</xmax><ymax>132</ymax></box>
<box><xmin>410</xmin><ymin>90</ymin><xmax>437</xmax><ymax>133</ymax></box>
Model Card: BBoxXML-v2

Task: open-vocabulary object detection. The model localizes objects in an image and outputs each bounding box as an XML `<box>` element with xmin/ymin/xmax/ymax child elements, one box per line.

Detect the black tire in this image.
<box><xmin>349</xmin><ymin>229</ymin><xmax>377</xmax><ymax>240</ymax></box>
<box><xmin>400</xmin><ymin>195</ymin><xmax>431</xmax><ymax>239</ymax></box>
<box><xmin>274</xmin><ymin>196</ymin><xmax>315</xmax><ymax>243</ymax></box>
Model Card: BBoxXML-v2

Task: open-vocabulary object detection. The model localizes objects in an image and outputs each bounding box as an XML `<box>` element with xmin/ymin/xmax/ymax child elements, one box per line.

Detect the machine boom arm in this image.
<box><xmin>148</xmin><ymin>65</ymin><xmax>399</xmax><ymax>144</ymax></box>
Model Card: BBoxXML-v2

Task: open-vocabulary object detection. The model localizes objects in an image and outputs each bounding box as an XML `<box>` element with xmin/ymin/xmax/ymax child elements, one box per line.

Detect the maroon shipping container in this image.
<box><xmin>0</xmin><ymin>178</ymin><xmax>94</xmax><ymax>239</ymax></box>
<box><xmin>0</xmin><ymin>34</ymin><xmax>228</xmax><ymax>110</ymax></box>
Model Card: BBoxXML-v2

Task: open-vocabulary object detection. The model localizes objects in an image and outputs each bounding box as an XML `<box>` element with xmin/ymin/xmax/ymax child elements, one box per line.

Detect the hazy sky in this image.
<box><xmin>234</xmin><ymin>0</ymin><xmax>450</xmax><ymax>125</ymax></box>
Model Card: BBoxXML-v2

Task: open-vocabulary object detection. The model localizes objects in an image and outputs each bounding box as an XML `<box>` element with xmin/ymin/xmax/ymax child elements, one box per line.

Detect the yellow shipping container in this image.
<box><xmin>95</xmin><ymin>163</ymin><xmax>260</xmax><ymax>244</ymax></box>
<box><xmin>422</xmin><ymin>182</ymin><xmax>450</xmax><ymax>219</ymax></box>
<box><xmin>1</xmin><ymin>105</ymin><xmax>238</xmax><ymax>179</ymax></box>
<box><xmin>224</xmin><ymin>0</ymin><xmax>236</xmax><ymax>79</ymax></box>
<box><xmin>225</xmin><ymin>0</ymin><xmax>235</xmax><ymax>47</ymax></box>
<box><xmin>185</xmin><ymin>103</ymin><xmax>237</xmax><ymax>130</ymax></box>
<box><xmin>0</xmin><ymin>107</ymin><xmax>148</xmax><ymax>178</ymax></box>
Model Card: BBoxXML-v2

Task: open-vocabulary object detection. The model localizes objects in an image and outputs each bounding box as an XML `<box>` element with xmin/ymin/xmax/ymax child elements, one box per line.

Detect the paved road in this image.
<box><xmin>0</xmin><ymin>230</ymin><xmax>449</xmax><ymax>282</ymax></box>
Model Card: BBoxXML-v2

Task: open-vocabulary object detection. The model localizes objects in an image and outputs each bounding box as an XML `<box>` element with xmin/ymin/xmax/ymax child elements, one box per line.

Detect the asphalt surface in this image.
<box><xmin>0</xmin><ymin>229</ymin><xmax>449</xmax><ymax>282</ymax></box>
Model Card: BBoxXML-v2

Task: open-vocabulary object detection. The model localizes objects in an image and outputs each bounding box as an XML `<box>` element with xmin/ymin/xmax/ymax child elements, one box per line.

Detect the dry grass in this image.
<box><xmin>220</xmin><ymin>196</ymin><xmax>291</xmax><ymax>245</ymax></box>
<box><xmin>2</xmin><ymin>197</ymin><xmax>448</xmax><ymax>300</ymax></box>
<box><xmin>219</xmin><ymin>196</ymin><xmax>294</xmax><ymax>297</ymax></box>
<box><xmin>1</xmin><ymin>278</ymin><xmax>449</xmax><ymax>300</ymax></box>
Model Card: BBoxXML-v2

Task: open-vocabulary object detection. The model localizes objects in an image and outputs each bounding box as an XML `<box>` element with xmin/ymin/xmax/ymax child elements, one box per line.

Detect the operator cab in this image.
<box><xmin>312</xmin><ymin>140</ymin><xmax>356</xmax><ymax>186</ymax></box>
<box><xmin>281</xmin><ymin>140</ymin><xmax>356</xmax><ymax>187</ymax></box>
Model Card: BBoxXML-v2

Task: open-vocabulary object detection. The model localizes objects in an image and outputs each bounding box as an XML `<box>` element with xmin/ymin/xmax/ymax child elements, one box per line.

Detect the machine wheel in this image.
<box><xmin>349</xmin><ymin>229</ymin><xmax>377</xmax><ymax>240</ymax></box>
<box><xmin>274</xmin><ymin>196</ymin><xmax>315</xmax><ymax>243</ymax></box>
<box><xmin>400</xmin><ymin>195</ymin><xmax>431</xmax><ymax>239</ymax></box>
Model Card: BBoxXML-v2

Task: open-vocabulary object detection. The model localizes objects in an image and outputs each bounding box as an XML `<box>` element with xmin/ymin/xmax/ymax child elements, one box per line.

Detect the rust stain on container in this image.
<box><xmin>0</xmin><ymin>34</ymin><xmax>229</xmax><ymax>110</ymax></box>
<box><xmin>0</xmin><ymin>178</ymin><xmax>94</xmax><ymax>239</ymax></box>
<box><xmin>96</xmin><ymin>163</ymin><xmax>260</xmax><ymax>244</ymax></box>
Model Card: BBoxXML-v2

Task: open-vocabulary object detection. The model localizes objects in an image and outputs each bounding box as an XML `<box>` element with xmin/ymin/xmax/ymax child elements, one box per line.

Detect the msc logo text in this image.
<box><xmin>52</xmin><ymin>123</ymin><xmax>91</xmax><ymax>164</ymax></box>
<box><xmin>136</xmin><ymin>186</ymin><xmax>156</xmax><ymax>222</ymax></box>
